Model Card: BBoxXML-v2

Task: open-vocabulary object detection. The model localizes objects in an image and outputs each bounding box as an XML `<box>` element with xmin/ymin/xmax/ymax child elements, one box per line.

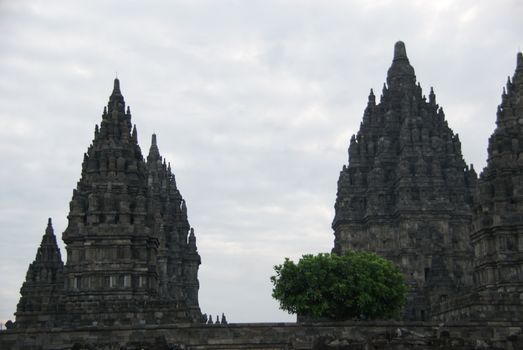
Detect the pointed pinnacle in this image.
<box><xmin>393</xmin><ymin>41</ymin><xmax>409</xmax><ymax>61</ymax></box>
<box><xmin>112</xmin><ymin>78</ymin><xmax>121</xmax><ymax>95</ymax></box>
<box><xmin>517</xmin><ymin>52</ymin><xmax>523</xmax><ymax>70</ymax></box>
<box><xmin>132</xmin><ymin>124</ymin><xmax>137</xmax><ymax>140</ymax></box>
<box><xmin>368</xmin><ymin>88</ymin><xmax>375</xmax><ymax>105</ymax></box>
<box><xmin>147</xmin><ymin>133</ymin><xmax>161</xmax><ymax>162</ymax></box>
<box><xmin>45</xmin><ymin>218</ymin><xmax>54</xmax><ymax>236</ymax></box>
<box><xmin>429</xmin><ymin>87</ymin><xmax>436</xmax><ymax>104</ymax></box>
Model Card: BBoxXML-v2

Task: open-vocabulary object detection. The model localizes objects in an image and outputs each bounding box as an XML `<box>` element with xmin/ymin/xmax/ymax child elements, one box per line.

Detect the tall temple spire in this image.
<box><xmin>56</xmin><ymin>78</ymin><xmax>203</xmax><ymax>327</ymax></box>
<box><xmin>333</xmin><ymin>41</ymin><xmax>476</xmax><ymax>321</ymax></box>
<box><xmin>449</xmin><ymin>50</ymin><xmax>523</xmax><ymax>323</ymax></box>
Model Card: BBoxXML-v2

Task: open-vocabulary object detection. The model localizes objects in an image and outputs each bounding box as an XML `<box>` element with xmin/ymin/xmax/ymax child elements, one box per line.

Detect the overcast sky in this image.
<box><xmin>0</xmin><ymin>0</ymin><xmax>521</xmax><ymax>324</ymax></box>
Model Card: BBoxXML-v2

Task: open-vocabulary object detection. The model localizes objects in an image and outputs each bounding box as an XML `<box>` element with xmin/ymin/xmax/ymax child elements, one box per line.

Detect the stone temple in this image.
<box><xmin>332</xmin><ymin>41</ymin><xmax>477</xmax><ymax>321</ymax></box>
<box><xmin>333</xmin><ymin>42</ymin><xmax>523</xmax><ymax>323</ymax></box>
<box><xmin>15</xmin><ymin>79</ymin><xmax>202</xmax><ymax>328</ymax></box>
<box><xmin>1</xmin><ymin>43</ymin><xmax>523</xmax><ymax>349</ymax></box>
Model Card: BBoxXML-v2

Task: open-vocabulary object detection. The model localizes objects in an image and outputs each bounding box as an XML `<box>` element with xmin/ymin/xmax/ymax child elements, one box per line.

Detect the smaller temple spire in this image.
<box><xmin>16</xmin><ymin>218</ymin><xmax>64</xmax><ymax>328</ymax></box>
<box><xmin>38</xmin><ymin>217</ymin><xmax>59</xmax><ymax>249</ymax></box>
<box><xmin>517</xmin><ymin>52</ymin><xmax>522</xmax><ymax>70</ymax></box>
<box><xmin>147</xmin><ymin>133</ymin><xmax>161</xmax><ymax>162</ymax></box>
<box><xmin>131</xmin><ymin>124</ymin><xmax>138</xmax><ymax>142</ymax></box>
<box><xmin>429</xmin><ymin>87</ymin><xmax>436</xmax><ymax>105</ymax></box>
<box><xmin>188</xmin><ymin>227</ymin><xmax>197</xmax><ymax>250</ymax></box>
<box><xmin>367</xmin><ymin>89</ymin><xmax>375</xmax><ymax>106</ymax></box>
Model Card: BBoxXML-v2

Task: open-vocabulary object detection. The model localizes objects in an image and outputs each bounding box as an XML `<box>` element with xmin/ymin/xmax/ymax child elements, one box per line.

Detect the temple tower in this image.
<box><xmin>60</xmin><ymin>79</ymin><xmax>201</xmax><ymax>326</ymax></box>
<box><xmin>145</xmin><ymin>134</ymin><xmax>201</xmax><ymax>318</ymax></box>
<box><xmin>468</xmin><ymin>52</ymin><xmax>523</xmax><ymax>320</ymax></box>
<box><xmin>15</xmin><ymin>219</ymin><xmax>64</xmax><ymax>328</ymax></box>
<box><xmin>332</xmin><ymin>42</ymin><xmax>477</xmax><ymax>320</ymax></box>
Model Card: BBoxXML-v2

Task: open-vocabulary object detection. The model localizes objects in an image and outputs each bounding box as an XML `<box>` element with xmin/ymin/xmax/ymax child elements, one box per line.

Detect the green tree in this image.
<box><xmin>270</xmin><ymin>252</ymin><xmax>407</xmax><ymax>320</ymax></box>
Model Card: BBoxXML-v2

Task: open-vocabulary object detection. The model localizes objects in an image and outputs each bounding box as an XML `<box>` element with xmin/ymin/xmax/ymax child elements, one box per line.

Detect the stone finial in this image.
<box><xmin>469</xmin><ymin>163</ymin><xmax>477</xmax><ymax>177</ymax></box>
<box><xmin>131</xmin><ymin>124</ymin><xmax>138</xmax><ymax>142</ymax></box>
<box><xmin>216</xmin><ymin>315</ymin><xmax>219</xmax><ymax>324</ymax></box>
<box><xmin>188</xmin><ymin>228</ymin><xmax>197</xmax><ymax>251</ymax></box>
<box><xmin>368</xmin><ymin>89</ymin><xmax>375</xmax><ymax>105</ymax></box>
<box><xmin>387</xmin><ymin>41</ymin><xmax>416</xmax><ymax>89</ymax></box>
<box><xmin>393</xmin><ymin>41</ymin><xmax>409</xmax><ymax>61</ymax></box>
<box><xmin>112</xmin><ymin>78</ymin><xmax>121</xmax><ymax>96</ymax></box>
<box><xmin>429</xmin><ymin>87</ymin><xmax>436</xmax><ymax>105</ymax></box>
<box><xmin>221</xmin><ymin>313</ymin><xmax>227</xmax><ymax>324</ymax></box>
<box><xmin>107</xmin><ymin>78</ymin><xmax>125</xmax><ymax>114</ymax></box>
<box><xmin>517</xmin><ymin>52</ymin><xmax>522</xmax><ymax>70</ymax></box>
<box><xmin>147</xmin><ymin>134</ymin><xmax>161</xmax><ymax>162</ymax></box>
<box><xmin>207</xmin><ymin>314</ymin><xmax>213</xmax><ymax>324</ymax></box>
<box><xmin>46</xmin><ymin>218</ymin><xmax>53</xmax><ymax>235</ymax></box>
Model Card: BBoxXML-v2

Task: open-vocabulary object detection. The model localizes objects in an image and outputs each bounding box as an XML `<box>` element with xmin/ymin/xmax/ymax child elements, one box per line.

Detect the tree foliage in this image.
<box><xmin>270</xmin><ymin>252</ymin><xmax>407</xmax><ymax>320</ymax></box>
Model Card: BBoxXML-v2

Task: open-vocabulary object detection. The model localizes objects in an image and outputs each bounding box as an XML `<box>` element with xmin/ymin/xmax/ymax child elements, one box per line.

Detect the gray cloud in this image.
<box><xmin>0</xmin><ymin>0</ymin><xmax>521</xmax><ymax>323</ymax></box>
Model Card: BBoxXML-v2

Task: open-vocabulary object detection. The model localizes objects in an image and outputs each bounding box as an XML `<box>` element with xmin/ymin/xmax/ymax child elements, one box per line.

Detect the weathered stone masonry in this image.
<box><xmin>332</xmin><ymin>41</ymin><xmax>477</xmax><ymax>321</ymax></box>
<box><xmin>2</xmin><ymin>43</ymin><xmax>523</xmax><ymax>349</ymax></box>
<box><xmin>14</xmin><ymin>79</ymin><xmax>202</xmax><ymax>329</ymax></box>
<box><xmin>333</xmin><ymin>42</ymin><xmax>523</xmax><ymax>324</ymax></box>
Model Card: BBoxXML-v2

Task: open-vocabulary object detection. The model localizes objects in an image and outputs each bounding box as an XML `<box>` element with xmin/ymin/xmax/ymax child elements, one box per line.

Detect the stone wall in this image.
<box><xmin>1</xmin><ymin>321</ymin><xmax>522</xmax><ymax>349</ymax></box>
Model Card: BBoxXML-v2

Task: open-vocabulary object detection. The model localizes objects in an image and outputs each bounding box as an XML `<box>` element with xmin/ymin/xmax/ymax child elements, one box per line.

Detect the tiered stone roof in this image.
<box><xmin>472</xmin><ymin>52</ymin><xmax>523</xmax><ymax>297</ymax></box>
<box><xmin>15</xmin><ymin>219</ymin><xmax>64</xmax><ymax>328</ymax></box>
<box><xmin>15</xmin><ymin>79</ymin><xmax>202</xmax><ymax>328</ymax></box>
<box><xmin>333</xmin><ymin>42</ymin><xmax>477</xmax><ymax>320</ymax></box>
